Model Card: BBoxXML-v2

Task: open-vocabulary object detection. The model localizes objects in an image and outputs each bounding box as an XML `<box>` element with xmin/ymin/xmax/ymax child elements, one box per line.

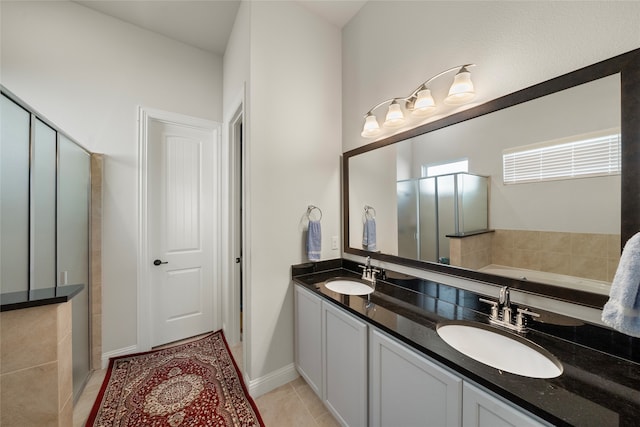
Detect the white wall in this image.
<box><xmin>244</xmin><ymin>1</ymin><xmax>342</xmax><ymax>384</ymax></box>
<box><xmin>343</xmin><ymin>1</ymin><xmax>640</xmax><ymax>152</ymax></box>
<box><xmin>349</xmin><ymin>145</ymin><xmax>398</xmax><ymax>254</ymax></box>
<box><xmin>1</xmin><ymin>1</ymin><xmax>223</xmax><ymax>354</ymax></box>
<box><xmin>222</xmin><ymin>0</ymin><xmax>342</xmax><ymax>388</ymax></box>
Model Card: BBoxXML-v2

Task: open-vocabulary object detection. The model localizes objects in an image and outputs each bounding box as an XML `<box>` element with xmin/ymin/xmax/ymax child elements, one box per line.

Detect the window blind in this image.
<box><xmin>503</xmin><ymin>129</ymin><xmax>621</xmax><ymax>184</ymax></box>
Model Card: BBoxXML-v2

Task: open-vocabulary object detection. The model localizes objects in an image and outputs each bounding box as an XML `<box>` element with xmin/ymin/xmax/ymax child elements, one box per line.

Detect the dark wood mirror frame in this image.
<box><xmin>343</xmin><ymin>48</ymin><xmax>640</xmax><ymax>309</ymax></box>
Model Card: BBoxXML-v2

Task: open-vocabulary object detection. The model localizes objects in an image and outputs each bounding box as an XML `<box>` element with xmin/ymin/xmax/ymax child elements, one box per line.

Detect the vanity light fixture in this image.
<box><xmin>383</xmin><ymin>100</ymin><xmax>405</xmax><ymax>127</ymax></box>
<box><xmin>361</xmin><ymin>64</ymin><xmax>476</xmax><ymax>137</ymax></box>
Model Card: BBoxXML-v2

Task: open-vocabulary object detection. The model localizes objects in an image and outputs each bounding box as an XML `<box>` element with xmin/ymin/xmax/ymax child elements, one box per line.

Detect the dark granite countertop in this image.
<box><xmin>292</xmin><ymin>259</ymin><xmax>640</xmax><ymax>427</ymax></box>
<box><xmin>1</xmin><ymin>284</ymin><xmax>84</xmax><ymax>312</ymax></box>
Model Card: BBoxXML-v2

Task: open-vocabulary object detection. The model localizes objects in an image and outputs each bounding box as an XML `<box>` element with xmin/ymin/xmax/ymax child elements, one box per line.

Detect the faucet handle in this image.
<box><xmin>516</xmin><ymin>307</ymin><xmax>540</xmax><ymax>330</ymax></box>
<box><xmin>359</xmin><ymin>264</ymin><xmax>368</xmax><ymax>279</ymax></box>
<box><xmin>479</xmin><ymin>298</ymin><xmax>499</xmax><ymax>320</ymax></box>
<box><xmin>502</xmin><ymin>305</ymin><xmax>513</xmax><ymax>323</ymax></box>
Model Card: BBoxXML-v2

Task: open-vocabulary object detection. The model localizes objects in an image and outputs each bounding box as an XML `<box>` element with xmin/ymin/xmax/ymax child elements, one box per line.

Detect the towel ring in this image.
<box><xmin>307</xmin><ymin>205</ymin><xmax>322</xmax><ymax>221</ymax></box>
<box><xmin>364</xmin><ymin>205</ymin><xmax>376</xmax><ymax>220</ymax></box>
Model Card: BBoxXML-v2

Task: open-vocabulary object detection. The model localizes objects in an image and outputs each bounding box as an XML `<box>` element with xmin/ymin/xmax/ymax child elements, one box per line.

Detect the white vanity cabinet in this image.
<box><xmin>369</xmin><ymin>328</ymin><xmax>463</xmax><ymax>427</ymax></box>
<box><xmin>294</xmin><ymin>284</ymin><xmax>368</xmax><ymax>427</ymax></box>
<box><xmin>323</xmin><ymin>300</ymin><xmax>368</xmax><ymax>427</ymax></box>
<box><xmin>294</xmin><ymin>284</ymin><xmax>323</xmax><ymax>397</ymax></box>
<box><xmin>370</xmin><ymin>327</ymin><xmax>551</xmax><ymax>427</ymax></box>
<box><xmin>294</xmin><ymin>284</ymin><xmax>550</xmax><ymax>427</ymax></box>
<box><xmin>462</xmin><ymin>382</ymin><xmax>550</xmax><ymax>427</ymax></box>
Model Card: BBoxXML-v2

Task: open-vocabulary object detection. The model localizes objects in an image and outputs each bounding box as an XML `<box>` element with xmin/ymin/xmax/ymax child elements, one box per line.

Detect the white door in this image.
<box><xmin>148</xmin><ymin>118</ymin><xmax>217</xmax><ymax>347</ymax></box>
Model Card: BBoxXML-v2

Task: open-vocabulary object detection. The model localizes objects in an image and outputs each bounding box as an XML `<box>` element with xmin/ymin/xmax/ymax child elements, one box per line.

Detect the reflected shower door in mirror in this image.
<box><xmin>345</xmin><ymin>61</ymin><xmax>634</xmax><ymax>307</ymax></box>
<box><xmin>396</xmin><ymin>173</ymin><xmax>489</xmax><ymax>264</ymax></box>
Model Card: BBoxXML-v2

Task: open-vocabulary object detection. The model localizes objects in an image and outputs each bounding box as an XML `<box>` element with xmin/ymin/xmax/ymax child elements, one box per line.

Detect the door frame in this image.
<box><xmin>223</xmin><ymin>103</ymin><xmax>244</xmax><ymax>346</ymax></box>
<box><xmin>137</xmin><ymin>106</ymin><xmax>222</xmax><ymax>352</ymax></box>
<box><xmin>221</xmin><ymin>85</ymin><xmax>251</xmax><ymax>381</ymax></box>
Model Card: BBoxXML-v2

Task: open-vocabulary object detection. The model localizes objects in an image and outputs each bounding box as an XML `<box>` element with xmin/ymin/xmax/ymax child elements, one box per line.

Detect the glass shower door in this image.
<box><xmin>397</xmin><ymin>180</ymin><xmax>418</xmax><ymax>259</ymax></box>
<box><xmin>457</xmin><ymin>173</ymin><xmax>489</xmax><ymax>233</ymax></box>
<box><xmin>418</xmin><ymin>177</ymin><xmax>438</xmax><ymax>262</ymax></box>
<box><xmin>58</xmin><ymin>135</ymin><xmax>91</xmax><ymax>399</ymax></box>
<box><xmin>32</xmin><ymin>119</ymin><xmax>57</xmax><ymax>289</ymax></box>
<box><xmin>0</xmin><ymin>95</ymin><xmax>30</xmax><ymax>293</ymax></box>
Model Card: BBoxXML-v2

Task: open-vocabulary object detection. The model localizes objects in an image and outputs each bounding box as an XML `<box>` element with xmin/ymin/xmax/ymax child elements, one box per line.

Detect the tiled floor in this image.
<box><xmin>73</xmin><ymin>338</ymin><xmax>339</xmax><ymax>427</ymax></box>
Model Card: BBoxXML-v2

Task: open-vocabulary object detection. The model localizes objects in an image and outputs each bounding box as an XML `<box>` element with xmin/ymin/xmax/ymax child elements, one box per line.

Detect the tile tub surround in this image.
<box><xmin>1</xmin><ymin>301</ymin><xmax>74</xmax><ymax>426</ymax></box>
<box><xmin>490</xmin><ymin>230</ymin><xmax>621</xmax><ymax>282</ymax></box>
<box><xmin>292</xmin><ymin>259</ymin><xmax>640</xmax><ymax>426</ymax></box>
<box><xmin>447</xmin><ymin>230</ymin><xmax>621</xmax><ymax>284</ymax></box>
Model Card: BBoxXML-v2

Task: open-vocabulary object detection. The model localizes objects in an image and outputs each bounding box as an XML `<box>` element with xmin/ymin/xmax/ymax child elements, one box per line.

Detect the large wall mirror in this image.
<box><xmin>344</xmin><ymin>49</ymin><xmax>640</xmax><ymax>308</ymax></box>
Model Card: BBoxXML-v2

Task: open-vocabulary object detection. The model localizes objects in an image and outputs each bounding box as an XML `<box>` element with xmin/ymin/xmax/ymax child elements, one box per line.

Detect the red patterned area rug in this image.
<box><xmin>86</xmin><ymin>330</ymin><xmax>264</xmax><ymax>427</ymax></box>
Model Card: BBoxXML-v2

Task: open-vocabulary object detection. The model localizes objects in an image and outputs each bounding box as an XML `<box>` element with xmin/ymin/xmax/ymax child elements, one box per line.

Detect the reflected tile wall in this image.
<box><xmin>449</xmin><ymin>233</ymin><xmax>492</xmax><ymax>270</ymax></box>
<box><xmin>490</xmin><ymin>230</ymin><xmax>620</xmax><ymax>282</ymax></box>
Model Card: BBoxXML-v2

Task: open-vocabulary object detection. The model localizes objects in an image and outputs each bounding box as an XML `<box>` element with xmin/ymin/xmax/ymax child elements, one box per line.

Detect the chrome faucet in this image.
<box><xmin>499</xmin><ymin>286</ymin><xmax>512</xmax><ymax>322</ymax></box>
<box><xmin>480</xmin><ymin>286</ymin><xmax>539</xmax><ymax>333</ymax></box>
<box><xmin>359</xmin><ymin>256</ymin><xmax>379</xmax><ymax>284</ymax></box>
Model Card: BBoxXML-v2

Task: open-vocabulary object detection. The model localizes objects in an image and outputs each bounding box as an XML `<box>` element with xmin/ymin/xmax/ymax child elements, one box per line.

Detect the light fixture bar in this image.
<box><xmin>361</xmin><ymin>64</ymin><xmax>476</xmax><ymax>137</ymax></box>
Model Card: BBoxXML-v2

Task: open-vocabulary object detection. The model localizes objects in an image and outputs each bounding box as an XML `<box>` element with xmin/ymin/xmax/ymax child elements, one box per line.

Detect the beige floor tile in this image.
<box><xmin>315</xmin><ymin>411</ymin><xmax>342</xmax><ymax>427</ymax></box>
<box><xmin>255</xmin><ymin>383</ymin><xmax>318</xmax><ymax>427</ymax></box>
<box><xmin>230</xmin><ymin>342</ymin><xmax>243</xmax><ymax>372</ymax></box>
<box><xmin>294</xmin><ymin>383</ymin><xmax>327</xmax><ymax>419</ymax></box>
<box><xmin>289</xmin><ymin>375</ymin><xmax>308</xmax><ymax>390</ymax></box>
<box><xmin>72</xmin><ymin>369</ymin><xmax>107</xmax><ymax>427</ymax></box>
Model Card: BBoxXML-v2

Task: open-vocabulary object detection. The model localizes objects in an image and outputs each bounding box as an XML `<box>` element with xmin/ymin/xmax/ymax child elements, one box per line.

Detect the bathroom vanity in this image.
<box><xmin>292</xmin><ymin>259</ymin><xmax>640</xmax><ymax>427</ymax></box>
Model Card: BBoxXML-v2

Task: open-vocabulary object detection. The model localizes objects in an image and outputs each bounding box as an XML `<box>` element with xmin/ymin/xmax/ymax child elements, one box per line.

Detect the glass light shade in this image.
<box><xmin>361</xmin><ymin>113</ymin><xmax>381</xmax><ymax>137</ymax></box>
<box><xmin>412</xmin><ymin>88</ymin><xmax>437</xmax><ymax>116</ymax></box>
<box><xmin>444</xmin><ymin>68</ymin><xmax>475</xmax><ymax>105</ymax></box>
<box><xmin>383</xmin><ymin>101</ymin><xmax>405</xmax><ymax>127</ymax></box>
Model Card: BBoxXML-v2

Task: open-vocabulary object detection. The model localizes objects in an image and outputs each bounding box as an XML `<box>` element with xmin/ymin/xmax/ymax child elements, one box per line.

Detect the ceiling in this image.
<box><xmin>74</xmin><ymin>1</ymin><xmax>366</xmax><ymax>56</ymax></box>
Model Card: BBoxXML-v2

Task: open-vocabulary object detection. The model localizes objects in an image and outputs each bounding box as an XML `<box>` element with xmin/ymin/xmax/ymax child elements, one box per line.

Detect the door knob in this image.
<box><xmin>235</xmin><ymin>257</ymin><xmax>241</xmax><ymax>264</ymax></box>
<box><xmin>153</xmin><ymin>259</ymin><xmax>168</xmax><ymax>266</ymax></box>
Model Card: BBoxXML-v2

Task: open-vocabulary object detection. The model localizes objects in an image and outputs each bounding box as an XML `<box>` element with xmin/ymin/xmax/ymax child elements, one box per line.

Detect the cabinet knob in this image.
<box><xmin>153</xmin><ymin>259</ymin><xmax>168</xmax><ymax>266</ymax></box>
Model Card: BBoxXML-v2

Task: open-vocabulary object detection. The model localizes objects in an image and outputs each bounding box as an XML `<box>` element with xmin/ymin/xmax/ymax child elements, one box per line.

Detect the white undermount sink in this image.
<box><xmin>324</xmin><ymin>278</ymin><xmax>374</xmax><ymax>295</ymax></box>
<box><xmin>436</xmin><ymin>321</ymin><xmax>563</xmax><ymax>379</ymax></box>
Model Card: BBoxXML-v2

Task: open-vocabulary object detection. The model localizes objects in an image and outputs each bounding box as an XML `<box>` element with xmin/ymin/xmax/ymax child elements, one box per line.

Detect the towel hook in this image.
<box><xmin>307</xmin><ymin>205</ymin><xmax>322</xmax><ymax>221</ymax></box>
<box><xmin>364</xmin><ymin>205</ymin><xmax>376</xmax><ymax>220</ymax></box>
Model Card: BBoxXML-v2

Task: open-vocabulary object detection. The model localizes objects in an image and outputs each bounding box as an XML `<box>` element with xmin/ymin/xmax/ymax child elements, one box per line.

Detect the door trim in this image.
<box><xmin>137</xmin><ymin>106</ymin><xmax>221</xmax><ymax>352</ymax></box>
<box><xmin>222</xmin><ymin>89</ymin><xmax>245</xmax><ymax>347</ymax></box>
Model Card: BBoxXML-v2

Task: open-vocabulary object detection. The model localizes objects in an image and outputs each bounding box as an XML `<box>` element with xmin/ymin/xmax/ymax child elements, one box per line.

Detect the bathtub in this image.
<box><xmin>478</xmin><ymin>264</ymin><xmax>611</xmax><ymax>295</ymax></box>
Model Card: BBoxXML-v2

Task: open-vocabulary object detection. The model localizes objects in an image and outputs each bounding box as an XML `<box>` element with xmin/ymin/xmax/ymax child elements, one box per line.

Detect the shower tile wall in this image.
<box><xmin>90</xmin><ymin>154</ymin><xmax>103</xmax><ymax>371</ymax></box>
<box><xmin>449</xmin><ymin>233</ymin><xmax>492</xmax><ymax>270</ymax></box>
<box><xmin>0</xmin><ymin>302</ymin><xmax>73</xmax><ymax>426</ymax></box>
<box><xmin>486</xmin><ymin>230</ymin><xmax>620</xmax><ymax>282</ymax></box>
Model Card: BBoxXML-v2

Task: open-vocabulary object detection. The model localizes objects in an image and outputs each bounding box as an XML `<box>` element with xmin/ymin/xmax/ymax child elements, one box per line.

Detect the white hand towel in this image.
<box><xmin>602</xmin><ymin>232</ymin><xmax>640</xmax><ymax>337</ymax></box>
<box><xmin>307</xmin><ymin>220</ymin><xmax>321</xmax><ymax>262</ymax></box>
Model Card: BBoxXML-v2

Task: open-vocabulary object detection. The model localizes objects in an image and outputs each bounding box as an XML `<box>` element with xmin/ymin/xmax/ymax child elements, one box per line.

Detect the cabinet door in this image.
<box><xmin>294</xmin><ymin>285</ymin><xmax>323</xmax><ymax>397</ymax></box>
<box><xmin>462</xmin><ymin>382</ymin><xmax>549</xmax><ymax>427</ymax></box>
<box><xmin>323</xmin><ymin>301</ymin><xmax>368</xmax><ymax>427</ymax></box>
<box><xmin>370</xmin><ymin>328</ymin><xmax>462</xmax><ymax>427</ymax></box>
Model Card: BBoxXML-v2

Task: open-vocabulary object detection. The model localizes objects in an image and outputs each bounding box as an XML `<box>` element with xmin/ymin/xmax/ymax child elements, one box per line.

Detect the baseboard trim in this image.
<box><xmin>247</xmin><ymin>363</ymin><xmax>299</xmax><ymax>398</ymax></box>
<box><xmin>101</xmin><ymin>345</ymin><xmax>138</xmax><ymax>369</ymax></box>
